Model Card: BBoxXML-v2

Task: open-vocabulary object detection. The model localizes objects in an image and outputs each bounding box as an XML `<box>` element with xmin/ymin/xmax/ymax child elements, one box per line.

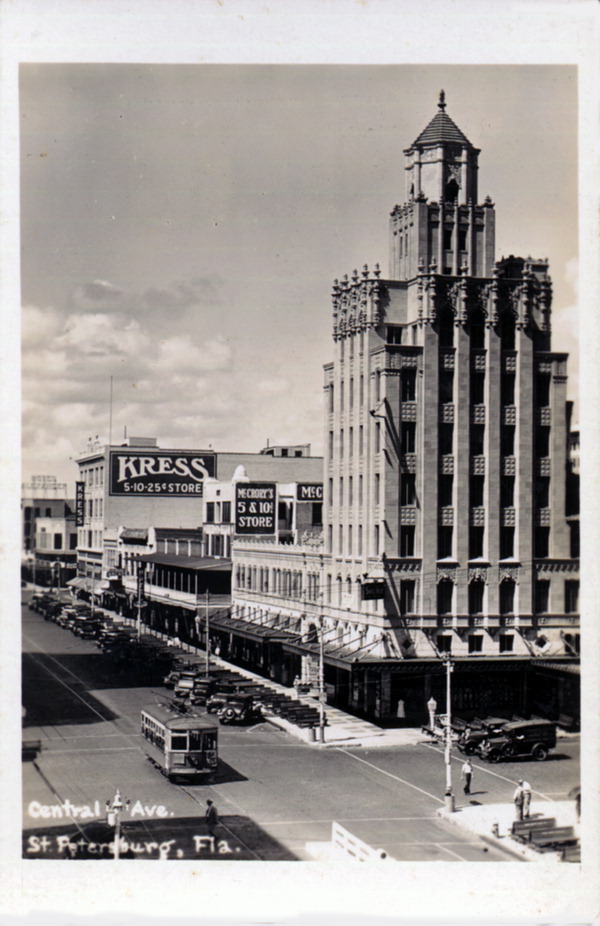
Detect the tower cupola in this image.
<box><xmin>390</xmin><ymin>92</ymin><xmax>495</xmax><ymax>280</ymax></box>
<box><xmin>404</xmin><ymin>90</ymin><xmax>480</xmax><ymax>205</ymax></box>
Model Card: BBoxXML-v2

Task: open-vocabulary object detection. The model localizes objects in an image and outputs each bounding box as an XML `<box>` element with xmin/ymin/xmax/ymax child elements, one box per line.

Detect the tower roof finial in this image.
<box><xmin>438</xmin><ymin>89</ymin><xmax>446</xmax><ymax>112</ymax></box>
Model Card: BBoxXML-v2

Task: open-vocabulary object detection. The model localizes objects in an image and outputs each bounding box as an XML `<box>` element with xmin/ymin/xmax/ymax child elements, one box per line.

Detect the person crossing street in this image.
<box><xmin>460</xmin><ymin>759</ymin><xmax>473</xmax><ymax>795</ymax></box>
<box><xmin>205</xmin><ymin>799</ymin><xmax>219</xmax><ymax>838</ymax></box>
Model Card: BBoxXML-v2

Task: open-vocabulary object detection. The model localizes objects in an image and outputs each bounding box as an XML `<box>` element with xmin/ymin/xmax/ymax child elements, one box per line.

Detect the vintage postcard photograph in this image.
<box><xmin>2</xmin><ymin>2</ymin><xmax>599</xmax><ymax>924</ymax></box>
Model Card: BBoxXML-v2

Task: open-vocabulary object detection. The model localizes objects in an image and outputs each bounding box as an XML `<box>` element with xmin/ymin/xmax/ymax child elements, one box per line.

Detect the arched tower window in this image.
<box><xmin>445</xmin><ymin>178</ymin><xmax>459</xmax><ymax>204</ymax></box>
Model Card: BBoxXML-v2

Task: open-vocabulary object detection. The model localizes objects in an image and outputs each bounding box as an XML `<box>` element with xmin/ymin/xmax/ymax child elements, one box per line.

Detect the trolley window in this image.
<box><xmin>170</xmin><ymin>734</ymin><xmax>188</xmax><ymax>751</ymax></box>
<box><xmin>188</xmin><ymin>730</ymin><xmax>203</xmax><ymax>750</ymax></box>
<box><xmin>203</xmin><ymin>731</ymin><xmax>217</xmax><ymax>751</ymax></box>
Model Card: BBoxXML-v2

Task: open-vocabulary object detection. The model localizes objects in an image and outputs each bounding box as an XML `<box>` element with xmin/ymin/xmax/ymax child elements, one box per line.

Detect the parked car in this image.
<box><xmin>31</xmin><ymin>593</ymin><xmax>54</xmax><ymax>613</ymax></box>
<box><xmin>457</xmin><ymin>717</ymin><xmax>512</xmax><ymax>755</ymax></box>
<box><xmin>72</xmin><ymin>617</ymin><xmax>103</xmax><ymax>639</ymax></box>
<box><xmin>173</xmin><ymin>673</ymin><xmax>209</xmax><ymax>700</ymax></box>
<box><xmin>210</xmin><ymin>693</ymin><xmax>262</xmax><ymax>725</ymax></box>
<box><xmin>163</xmin><ymin>661</ymin><xmax>203</xmax><ymax>689</ymax></box>
<box><xmin>478</xmin><ymin>719</ymin><xmax>557</xmax><ymax>762</ymax></box>
<box><xmin>40</xmin><ymin>600</ymin><xmax>63</xmax><ymax>620</ymax></box>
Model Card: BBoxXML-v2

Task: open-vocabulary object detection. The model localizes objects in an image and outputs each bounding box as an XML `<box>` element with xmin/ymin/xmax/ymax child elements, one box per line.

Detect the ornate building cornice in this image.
<box><xmin>535</xmin><ymin>559</ymin><xmax>579</xmax><ymax>575</ymax></box>
<box><xmin>332</xmin><ymin>265</ymin><xmax>384</xmax><ymax>340</ymax></box>
<box><xmin>413</xmin><ymin>264</ymin><xmax>552</xmax><ymax>335</ymax></box>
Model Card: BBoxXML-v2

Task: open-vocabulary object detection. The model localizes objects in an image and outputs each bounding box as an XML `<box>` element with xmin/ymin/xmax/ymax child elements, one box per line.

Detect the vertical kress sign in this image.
<box><xmin>75</xmin><ymin>482</ymin><xmax>85</xmax><ymax>526</ymax></box>
<box><xmin>109</xmin><ymin>451</ymin><xmax>216</xmax><ymax>497</ymax></box>
<box><xmin>235</xmin><ymin>483</ymin><xmax>276</xmax><ymax>534</ymax></box>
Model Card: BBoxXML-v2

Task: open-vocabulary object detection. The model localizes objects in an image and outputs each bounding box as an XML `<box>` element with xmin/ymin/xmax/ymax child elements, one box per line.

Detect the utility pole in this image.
<box><xmin>136</xmin><ymin>560</ymin><xmax>145</xmax><ymax>640</ymax></box>
<box><xmin>205</xmin><ymin>587</ymin><xmax>210</xmax><ymax>677</ymax></box>
<box><xmin>444</xmin><ymin>657</ymin><xmax>455</xmax><ymax>812</ymax></box>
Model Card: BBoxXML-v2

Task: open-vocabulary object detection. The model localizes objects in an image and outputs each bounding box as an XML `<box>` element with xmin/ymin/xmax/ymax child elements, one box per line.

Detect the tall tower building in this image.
<box><xmin>322</xmin><ymin>93</ymin><xmax>578</xmax><ymax>721</ymax></box>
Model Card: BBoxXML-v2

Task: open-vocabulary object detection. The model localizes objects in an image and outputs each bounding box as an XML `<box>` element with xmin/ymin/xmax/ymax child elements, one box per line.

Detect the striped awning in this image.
<box><xmin>533</xmin><ymin>660</ymin><xmax>580</xmax><ymax>676</ymax></box>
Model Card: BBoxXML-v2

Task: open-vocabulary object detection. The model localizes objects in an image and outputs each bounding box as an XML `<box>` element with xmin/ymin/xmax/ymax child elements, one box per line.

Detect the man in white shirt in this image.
<box><xmin>461</xmin><ymin>759</ymin><xmax>473</xmax><ymax>795</ymax></box>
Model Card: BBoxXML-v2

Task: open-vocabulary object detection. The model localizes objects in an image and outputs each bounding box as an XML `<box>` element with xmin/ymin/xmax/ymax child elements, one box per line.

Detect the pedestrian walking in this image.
<box><xmin>205</xmin><ymin>799</ymin><xmax>219</xmax><ymax>838</ymax></box>
<box><xmin>521</xmin><ymin>779</ymin><xmax>532</xmax><ymax>818</ymax></box>
<box><xmin>513</xmin><ymin>780</ymin><xmax>525</xmax><ymax>821</ymax></box>
<box><xmin>461</xmin><ymin>759</ymin><xmax>473</xmax><ymax>795</ymax></box>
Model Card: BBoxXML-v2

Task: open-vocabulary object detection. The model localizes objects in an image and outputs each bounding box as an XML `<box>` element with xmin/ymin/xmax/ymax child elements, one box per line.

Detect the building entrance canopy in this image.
<box><xmin>210</xmin><ymin>608</ymin><xmax>297</xmax><ymax>644</ymax></box>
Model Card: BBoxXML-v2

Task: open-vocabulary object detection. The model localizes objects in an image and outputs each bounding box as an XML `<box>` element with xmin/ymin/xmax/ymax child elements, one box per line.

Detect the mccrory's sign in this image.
<box><xmin>109</xmin><ymin>451</ymin><xmax>216</xmax><ymax>497</ymax></box>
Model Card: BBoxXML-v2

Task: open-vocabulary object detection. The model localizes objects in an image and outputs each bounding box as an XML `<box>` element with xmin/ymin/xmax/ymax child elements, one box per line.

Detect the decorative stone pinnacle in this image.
<box><xmin>374</xmin><ymin>263</ymin><xmax>381</xmax><ymax>278</ymax></box>
<box><xmin>438</xmin><ymin>89</ymin><xmax>446</xmax><ymax>112</ymax></box>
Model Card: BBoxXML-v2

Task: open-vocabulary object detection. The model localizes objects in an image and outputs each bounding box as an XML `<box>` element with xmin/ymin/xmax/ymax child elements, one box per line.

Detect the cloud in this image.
<box><xmin>255</xmin><ymin>376</ymin><xmax>290</xmax><ymax>397</ymax></box>
<box><xmin>21</xmin><ymin>304</ymin><xmax>65</xmax><ymax>350</ymax></box>
<box><xmin>58</xmin><ymin>312</ymin><xmax>150</xmax><ymax>357</ymax></box>
<box><xmin>565</xmin><ymin>257</ymin><xmax>578</xmax><ymax>296</ymax></box>
<box><xmin>154</xmin><ymin>335</ymin><xmax>232</xmax><ymax>374</ymax></box>
<box><xmin>144</xmin><ymin>276</ymin><xmax>223</xmax><ymax>310</ymax></box>
<box><xmin>69</xmin><ymin>279</ymin><xmax>129</xmax><ymax>313</ymax></box>
<box><xmin>69</xmin><ymin>275</ymin><xmax>224</xmax><ymax>314</ymax></box>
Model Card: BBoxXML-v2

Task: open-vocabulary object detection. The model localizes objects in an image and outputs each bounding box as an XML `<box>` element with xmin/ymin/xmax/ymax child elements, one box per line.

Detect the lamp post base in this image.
<box><xmin>444</xmin><ymin>793</ymin><xmax>455</xmax><ymax>813</ymax></box>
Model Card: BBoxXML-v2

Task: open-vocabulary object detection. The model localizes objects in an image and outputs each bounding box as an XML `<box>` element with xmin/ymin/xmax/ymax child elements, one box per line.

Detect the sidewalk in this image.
<box><xmin>437</xmin><ymin>799</ymin><xmax>580</xmax><ymax>863</ymax></box>
<box><xmin>113</xmin><ymin>613</ymin><xmax>422</xmax><ymax>747</ymax></box>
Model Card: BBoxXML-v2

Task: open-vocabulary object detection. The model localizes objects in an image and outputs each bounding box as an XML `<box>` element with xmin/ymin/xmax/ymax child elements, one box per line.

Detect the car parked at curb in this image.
<box><xmin>207</xmin><ymin>693</ymin><xmax>262</xmax><ymax>725</ymax></box>
<box><xmin>456</xmin><ymin>717</ymin><xmax>512</xmax><ymax>755</ymax></box>
<box><xmin>478</xmin><ymin>719</ymin><xmax>557</xmax><ymax>762</ymax></box>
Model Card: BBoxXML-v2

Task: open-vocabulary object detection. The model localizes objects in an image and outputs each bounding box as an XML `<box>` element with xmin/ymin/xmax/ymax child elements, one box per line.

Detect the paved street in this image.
<box><xmin>22</xmin><ymin>594</ymin><xmax>580</xmax><ymax>862</ymax></box>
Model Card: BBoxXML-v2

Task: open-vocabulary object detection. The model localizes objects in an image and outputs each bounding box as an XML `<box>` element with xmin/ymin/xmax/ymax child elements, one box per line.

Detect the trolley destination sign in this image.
<box><xmin>109</xmin><ymin>451</ymin><xmax>216</xmax><ymax>497</ymax></box>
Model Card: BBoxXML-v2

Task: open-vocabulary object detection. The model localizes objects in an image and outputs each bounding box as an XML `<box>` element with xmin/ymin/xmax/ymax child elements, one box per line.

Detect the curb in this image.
<box><xmin>436</xmin><ymin>807</ymin><xmax>531</xmax><ymax>861</ymax></box>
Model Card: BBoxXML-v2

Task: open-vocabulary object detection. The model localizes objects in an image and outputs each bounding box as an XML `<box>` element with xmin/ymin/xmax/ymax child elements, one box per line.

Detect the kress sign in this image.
<box><xmin>109</xmin><ymin>451</ymin><xmax>216</xmax><ymax>497</ymax></box>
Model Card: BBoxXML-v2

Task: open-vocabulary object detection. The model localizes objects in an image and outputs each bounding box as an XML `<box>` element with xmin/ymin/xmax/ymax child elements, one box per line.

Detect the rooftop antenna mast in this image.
<box><xmin>108</xmin><ymin>375</ymin><xmax>114</xmax><ymax>448</ymax></box>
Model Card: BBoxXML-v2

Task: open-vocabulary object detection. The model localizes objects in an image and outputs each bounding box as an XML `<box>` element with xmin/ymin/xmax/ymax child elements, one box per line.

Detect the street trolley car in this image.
<box><xmin>140</xmin><ymin>704</ymin><xmax>218</xmax><ymax>782</ymax></box>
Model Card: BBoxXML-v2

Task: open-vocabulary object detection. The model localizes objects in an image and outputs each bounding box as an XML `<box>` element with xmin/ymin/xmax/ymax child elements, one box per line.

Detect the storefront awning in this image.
<box><xmin>280</xmin><ymin>638</ymin><xmax>393</xmax><ymax>669</ymax></box>
<box><xmin>68</xmin><ymin>577</ymin><xmax>109</xmax><ymax>594</ymax></box>
<box><xmin>67</xmin><ymin>577</ymin><xmax>85</xmax><ymax>589</ymax></box>
<box><xmin>209</xmin><ymin>613</ymin><xmax>288</xmax><ymax>643</ymax></box>
<box><xmin>533</xmin><ymin>659</ymin><xmax>580</xmax><ymax>676</ymax></box>
<box><xmin>139</xmin><ymin>553</ymin><xmax>231</xmax><ymax>572</ymax></box>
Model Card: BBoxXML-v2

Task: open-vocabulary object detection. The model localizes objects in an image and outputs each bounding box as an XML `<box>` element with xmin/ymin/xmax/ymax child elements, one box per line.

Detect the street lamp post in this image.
<box><xmin>105</xmin><ymin>789</ymin><xmax>130</xmax><ymax>860</ymax></box>
<box><xmin>444</xmin><ymin>657</ymin><xmax>455</xmax><ymax>812</ymax></box>
<box><xmin>52</xmin><ymin>560</ymin><xmax>61</xmax><ymax>594</ymax></box>
<box><xmin>317</xmin><ymin>617</ymin><xmax>326</xmax><ymax>744</ymax></box>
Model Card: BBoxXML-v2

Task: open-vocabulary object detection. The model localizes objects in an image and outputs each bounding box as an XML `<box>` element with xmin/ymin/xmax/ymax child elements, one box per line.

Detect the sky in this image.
<box><xmin>20</xmin><ymin>63</ymin><xmax>579</xmax><ymax>492</ymax></box>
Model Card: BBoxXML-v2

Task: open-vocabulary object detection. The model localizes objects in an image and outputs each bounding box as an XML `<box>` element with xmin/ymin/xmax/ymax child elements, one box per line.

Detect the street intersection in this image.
<box><xmin>22</xmin><ymin>595</ymin><xmax>580</xmax><ymax>862</ymax></box>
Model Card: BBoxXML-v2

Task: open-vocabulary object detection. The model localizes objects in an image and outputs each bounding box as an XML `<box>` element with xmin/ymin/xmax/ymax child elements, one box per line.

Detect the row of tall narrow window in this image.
<box><xmin>329</xmin><ymin>366</ymin><xmax>418</xmax><ymax>419</ymax></box>
<box><xmin>435</xmin><ymin>578</ymin><xmax>579</xmax><ymax>616</ymax></box>
<box><xmin>235</xmin><ymin>565</ymin><xmax>320</xmax><ymax>601</ymax></box>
